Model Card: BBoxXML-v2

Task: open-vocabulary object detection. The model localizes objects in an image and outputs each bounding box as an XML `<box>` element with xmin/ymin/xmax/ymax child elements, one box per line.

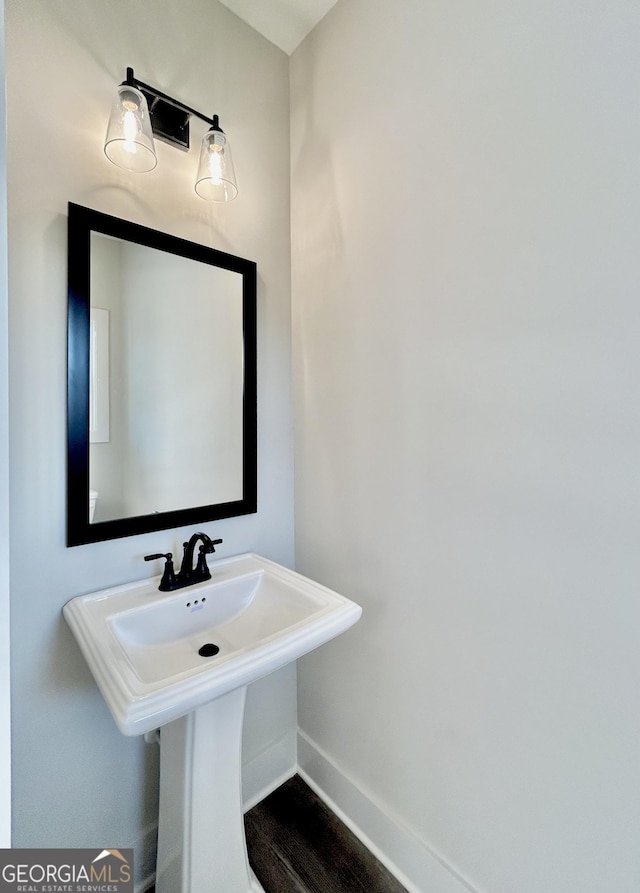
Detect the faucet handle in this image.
<box><xmin>195</xmin><ymin>545</ymin><xmax>212</xmax><ymax>582</ymax></box>
<box><xmin>144</xmin><ymin>552</ymin><xmax>172</xmax><ymax>562</ymax></box>
<box><xmin>193</xmin><ymin>537</ymin><xmax>223</xmax><ymax>583</ymax></box>
<box><xmin>144</xmin><ymin>552</ymin><xmax>177</xmax><ymax>592</ymax></box>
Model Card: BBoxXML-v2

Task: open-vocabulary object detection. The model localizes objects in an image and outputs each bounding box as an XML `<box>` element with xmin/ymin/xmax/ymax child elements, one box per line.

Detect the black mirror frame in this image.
<box><xmin>67</xmin><ymin>202</ymin><xmax>257</xmax><ymax>546</ymax></box>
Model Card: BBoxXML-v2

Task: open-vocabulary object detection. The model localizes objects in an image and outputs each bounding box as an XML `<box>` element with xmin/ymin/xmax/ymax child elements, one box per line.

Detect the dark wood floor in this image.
<box><xmin>244</xmin><ymin>775</ymin><xmax>408</xmax><ymax>893</ymax></box>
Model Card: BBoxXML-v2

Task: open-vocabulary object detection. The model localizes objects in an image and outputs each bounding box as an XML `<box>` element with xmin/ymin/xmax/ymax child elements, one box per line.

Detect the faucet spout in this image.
<box><xmin>177</xmin><ymin>532</ymin><xmax>223</xmax><ymax>586</ymax></box>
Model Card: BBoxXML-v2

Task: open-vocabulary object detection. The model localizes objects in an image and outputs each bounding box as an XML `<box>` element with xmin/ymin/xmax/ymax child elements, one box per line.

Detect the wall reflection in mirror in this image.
<box><xmin>67</xmin><ymin>204</ymin><xmax>257</xmax><ymax>546</ymax></box>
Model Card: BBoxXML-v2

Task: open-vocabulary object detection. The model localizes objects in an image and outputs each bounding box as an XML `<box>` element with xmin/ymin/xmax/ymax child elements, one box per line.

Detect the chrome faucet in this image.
<box><xmin>144</xmin><ymin>532</ymin><xmax>223</xmax><ymax>592</ymax></box>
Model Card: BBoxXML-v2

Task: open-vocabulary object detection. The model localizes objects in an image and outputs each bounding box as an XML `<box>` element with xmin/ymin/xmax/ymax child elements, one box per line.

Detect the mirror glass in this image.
<box><xmin>67</xmin><ymin>203</ymin><xmax>257</xmax><ymax>546</ymax></box>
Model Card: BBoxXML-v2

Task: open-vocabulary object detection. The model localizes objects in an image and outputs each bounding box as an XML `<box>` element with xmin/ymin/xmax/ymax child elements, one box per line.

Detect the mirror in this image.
<box><xmin>67</xmin><ymin>203</ymin><xmax>257</xmax><ymax>546</ymax></box>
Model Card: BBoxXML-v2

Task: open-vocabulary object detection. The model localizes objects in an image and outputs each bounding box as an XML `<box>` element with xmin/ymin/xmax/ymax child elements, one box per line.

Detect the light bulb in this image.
<box><xmin>207</xmin><ymin>145</ymin><xmax>224</xmax><ymax>184</ymax></box>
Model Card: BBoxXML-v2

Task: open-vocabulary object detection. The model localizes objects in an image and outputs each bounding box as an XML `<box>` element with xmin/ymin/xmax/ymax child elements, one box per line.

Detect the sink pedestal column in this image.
<box><xmin>155</xmin><ymin>686</ymin><xmax>265</xmax><ymax>893</ymax></box>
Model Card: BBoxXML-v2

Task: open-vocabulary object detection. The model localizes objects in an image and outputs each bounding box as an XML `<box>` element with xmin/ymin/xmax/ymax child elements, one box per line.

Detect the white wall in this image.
<box><xmin>7</xmin><ymin>0</ymin><xmax>294</xmax><ymax>883</ymax></box>
<box><xmin>291</xmin><ymin>2</ymin><xmax>640</xmax><ymax>892</ymax></box>
<box><xmin>0</xmin><ymin>0</ymin><xmax>11</xmax><ymax>848</ymax></box>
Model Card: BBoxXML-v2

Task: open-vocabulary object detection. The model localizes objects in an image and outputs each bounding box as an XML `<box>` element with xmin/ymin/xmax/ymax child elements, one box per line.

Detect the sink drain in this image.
<box><xmin>198</xmin><ymin>643</ymin><xmax>220</xmax><ymax>657</ymax></box>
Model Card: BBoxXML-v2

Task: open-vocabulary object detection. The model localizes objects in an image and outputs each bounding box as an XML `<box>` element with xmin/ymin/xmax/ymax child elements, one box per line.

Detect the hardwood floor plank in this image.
<box><xmin>245</xmin><ymin>776</ymin><xmax>408</xmax><ymax>893</ymax></box>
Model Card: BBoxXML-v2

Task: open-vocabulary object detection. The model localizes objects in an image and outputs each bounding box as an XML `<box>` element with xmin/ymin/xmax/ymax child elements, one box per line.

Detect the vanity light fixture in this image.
<box><xmin>104</xmin><ymin>68</ymin><xmax>238</xmax><ymax>202</ymax></box>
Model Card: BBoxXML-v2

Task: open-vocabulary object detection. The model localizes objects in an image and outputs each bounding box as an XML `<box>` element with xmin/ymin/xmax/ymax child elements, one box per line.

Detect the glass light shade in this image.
<box><xmin>104</xmin><ymin>85</ymin><xmax>157</xmax><ymax>173</ymax></box>
<box><xmin>194</xmin><ymin>130</ymin><xmax>238</xmax><ymax>202</ymax></box>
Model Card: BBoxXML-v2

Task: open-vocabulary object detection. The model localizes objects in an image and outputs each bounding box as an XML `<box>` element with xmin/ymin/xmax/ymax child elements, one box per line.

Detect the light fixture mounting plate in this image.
<box><xmin>141</xmin><ymin>89</ymin><xmax>190</xmax><ymax>152</ymax></box>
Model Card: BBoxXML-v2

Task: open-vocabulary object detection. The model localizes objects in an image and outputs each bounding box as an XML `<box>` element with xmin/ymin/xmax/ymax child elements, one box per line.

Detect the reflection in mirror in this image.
<box><xmin>89</xmin><ymin>234</ymin><xmax>244</xmax><ymax>522</ymax></box>
<box><xmin>67</xmin><ymin>203</ymin><xmax>257</xmax><ymax>546</ymax></box>
<box><xmin>89</xmin><ymin>306</ymin><xmax>109</xmax><ymax>443</ymax></box>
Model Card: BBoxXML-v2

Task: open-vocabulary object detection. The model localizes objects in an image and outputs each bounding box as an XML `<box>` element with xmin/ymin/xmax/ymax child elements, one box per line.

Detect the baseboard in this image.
<box><xmin>134</xmin><ymin>873</ymin><xmax>155</xmax><ymax>893</ymax></box>
<box><xmin>297</xmin><ymin>731</ymin><xmax>480</xmax><ymax>893</ymax></box>
<box><xmin>133</xmin><ymin>820</ymin><xmax>158</xmax><ymax>893</ymax></box>
<box><xmin>242</xmin><ymin>729</ymin><xmax>297</xmax><ymax>812</ymax></box>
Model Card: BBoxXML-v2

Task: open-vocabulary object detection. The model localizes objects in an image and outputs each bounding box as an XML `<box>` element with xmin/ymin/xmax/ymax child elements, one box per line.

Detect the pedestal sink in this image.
<box><xmin>63</xmin><ymin>552</ymin><xmax>362</xmax><ymax>893</ymax></box>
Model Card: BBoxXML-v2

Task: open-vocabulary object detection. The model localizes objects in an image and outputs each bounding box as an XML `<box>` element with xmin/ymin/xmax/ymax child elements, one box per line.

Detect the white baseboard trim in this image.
<box><xmin>242</xmin><ymin>729</ymin><xmax>297</xmax><ymax>813</ymax></box>
<box><xmin>133</xmin><ymin>820</ymin><xmax>159</xmax><ymax>893</ymax></box>
<box><xmin>134</xmin><ymin>871</ymin><xmax>155</xmax><ymax>893</ymax></box>
<box><xmin>297</xmin><ymin>731</ymin><xmax>480</xmax><ymax>893</ymax></box>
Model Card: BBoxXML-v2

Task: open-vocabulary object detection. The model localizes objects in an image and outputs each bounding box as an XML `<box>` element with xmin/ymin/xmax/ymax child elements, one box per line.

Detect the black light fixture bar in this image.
<box><xmin>123</xmin><ymin>67</ymin><xmax>222</xmax><ymax>152</ymax></box>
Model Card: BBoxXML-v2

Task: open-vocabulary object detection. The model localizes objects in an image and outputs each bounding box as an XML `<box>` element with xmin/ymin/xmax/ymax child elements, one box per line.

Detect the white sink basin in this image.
<box><xmin>64</xmin><ymin>552</ymin><xmax>362</xmax><ymax>736</ymax></box>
